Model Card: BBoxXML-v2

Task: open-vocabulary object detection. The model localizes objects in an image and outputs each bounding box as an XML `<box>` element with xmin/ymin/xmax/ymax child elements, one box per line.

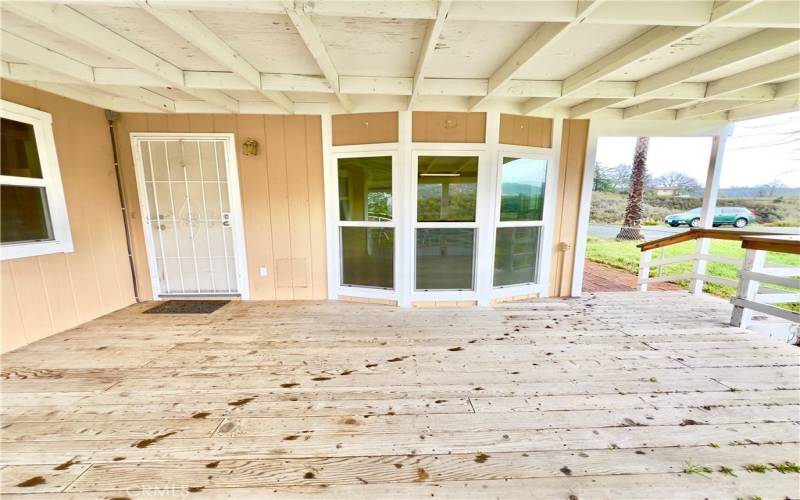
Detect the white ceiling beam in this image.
<box><xmin>284</xmin><ymin>2</ymin><xmax>352</xmax><ymax>111</ymax></box>
<box><xmin>569</xmin><ymin>98</ymin><xmax>624</xmax><ymax>118</ymax></box>
<box><xmin>261</xmin><ymin>73</ymin><xmax>330</xmax><ymax>93</ymax></box>
<box><xmin>727</xmin><ymin>98</ymin><xmax>800</xmax><ymax>120</ymax></box>
<box><xmin>1</xmin><ymin>32</ymin><xmax>95</xmax><ymax>83</ymax></box>
<box><xmin>408</xmin><ymin>0</ymin><xmax>451</xmax><ymax>110</ymax></box>
<box><xmin>469</xmin><ymin>22</ymin><xmax>570</xmax><ymax>110</ymax></box>
<box><xmin>58</xmin><ymin>0</ymin><xmax>798</xmax><ymax>27</ymax></box>
<box><xmin>341</xmin><ymin>76</ymin><xmax>412</xmax><ymax>96</ymax></box>
<box><xmin>635</xmin><ymin>28</ymin><xmax>800</xmax><ymax>97</ymax></box>
<box><xmin>676</xmin><ymin>99</ymin><xmax>765</xmax><ymax>119</ymax></box>
<box><xmin>140</xmin><ymin>5</ymin><xmax>293</xmax><ymax>112</ymax></box>
<box><xmin>100</xmin><ymin>85</ymin><xmax>177</xmax><ymax>112</ymax></box>
<box><xmin>4</xmin><ymin>2</ymin><xmax>184</xmax><ymax>84</ymax></box>
<box><xmin>705</xmin><ymin>56</ymin><xmax>800</xmax><ymax>97</ymax></box>
<box><xmin>0</xmin><ymin>34</ymin><xmax>175</xmax><ymax>112</ymax></box>
<box><xmin>467</xmin><ymin>0</ymin><xmax>611</xmax><ymax>109</ymax></box>
<box><xmin>622</xmin><ymin>99</ymin><xmax>690</xmax><ymax>119</ymax></box>
<box><xmin>523</xmin><ymin>0</ymin><xmax>766</xmax><ymax>115</ymax></box>
<box><xmin>3</xmin><ymin>2</ymin><xmax>239</xmax><ymax>113</ymax></box>
<box><xmin>19</xmin><ymin>81</ymin><xmax>160</xmax><ymax>112</ymax></box>
<box><xmin>775</xmin><ymin>78</ymin><xmax>800</xmax><ymax>99</ymax></box>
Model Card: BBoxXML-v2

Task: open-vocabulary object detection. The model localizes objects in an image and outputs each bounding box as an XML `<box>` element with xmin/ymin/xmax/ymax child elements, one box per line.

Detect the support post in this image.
<box><xmin>731</xmin><ymin>248</ymin><xmax>766</xmax><ymax>327</ymax></box>
<box><xmin>639</xmin><ymin>249</ymin><xmax>652</xmax><ymax>292</ymax></box>
<box><xmin>691</xmin><ymin>129</ymin><xmax>731</xmax><ymax>295</ymax></box>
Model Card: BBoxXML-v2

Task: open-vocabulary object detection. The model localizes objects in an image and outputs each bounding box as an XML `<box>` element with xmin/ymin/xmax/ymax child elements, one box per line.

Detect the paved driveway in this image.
<box><xmin>588</xmin><ymin>224</ymin><xmax>799</xmax><ymax>240</ymax></box>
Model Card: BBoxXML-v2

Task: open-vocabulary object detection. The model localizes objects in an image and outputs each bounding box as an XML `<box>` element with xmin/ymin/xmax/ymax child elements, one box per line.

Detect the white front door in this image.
<box><xmin>131</xmin><ymin>134</ymin><xmax>249</xmax><ymax>299</ymax></box>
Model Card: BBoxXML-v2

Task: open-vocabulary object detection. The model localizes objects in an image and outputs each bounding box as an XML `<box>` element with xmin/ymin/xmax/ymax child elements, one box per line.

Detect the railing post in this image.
<box><xmin>639</xmin><ymin>249</ymin><xmax>652</xmax><ymax>292</ymax></box>
<box><xmin>731</xmin><ymin>248</ymin><xmax>766</xmax><ymax>328</ymax></box>
<box><xmin>691</xmin><ymin>238</ymin><xmax>709</xmax><ymax>295</ymax></box>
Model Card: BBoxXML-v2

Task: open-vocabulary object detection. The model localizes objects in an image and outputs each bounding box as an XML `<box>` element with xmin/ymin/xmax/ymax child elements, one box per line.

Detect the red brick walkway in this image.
<box><xmin>582</xmin><ymin>261</ymin><xmax>684</xmax><ymax>293</ymax></box>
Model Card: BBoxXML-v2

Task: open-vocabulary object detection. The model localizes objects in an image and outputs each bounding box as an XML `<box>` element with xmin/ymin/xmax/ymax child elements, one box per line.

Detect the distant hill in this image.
<box><xmin>720</xmin><ymin>186</ymin><xmax>800</xmax><ymax>198</ymax></box>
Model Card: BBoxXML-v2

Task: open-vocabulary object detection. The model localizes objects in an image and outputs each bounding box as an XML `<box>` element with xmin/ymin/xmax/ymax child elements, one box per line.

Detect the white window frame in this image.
<box><xmin>490</xmin><ymin>148</ymin><xmax>558</xmax><ymax>301</ymax></box>
<box><xmin>129</xmin><ymin>132</ymin><xmax>250</xmax><ymax>300</ymax></box>
<box><xmin>329</xmin><ymin>149</ymin><xmax>400</xmax><ymax>301</ymax></box>
<box><xmin>0</xmin><ymin>100</ymin><xmax>73</xmax><ymax>260</ymax></box>
<box><xmin>409</xmin><ymin>149</ymin><xmax>490</xmax><ymax>303</ymax></box>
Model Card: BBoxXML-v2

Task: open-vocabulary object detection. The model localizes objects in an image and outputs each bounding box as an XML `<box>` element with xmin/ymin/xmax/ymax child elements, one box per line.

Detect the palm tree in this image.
<box><xmin>616</xmin><ymin>137</ymin><xmax>649</xmax><ymax>240</ymax></box>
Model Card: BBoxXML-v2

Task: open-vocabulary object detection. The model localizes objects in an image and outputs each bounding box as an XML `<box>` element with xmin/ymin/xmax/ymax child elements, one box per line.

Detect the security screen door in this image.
<box><xmin>135</xmin><ymin>137</ymin><xmax>243</xmax><ymax>297</ymax></box>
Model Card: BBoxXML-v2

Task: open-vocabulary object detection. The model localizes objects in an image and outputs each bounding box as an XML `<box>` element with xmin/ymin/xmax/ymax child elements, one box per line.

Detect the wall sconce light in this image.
<box><xmin>242</xmin><ymin>138</ymin><xmax>259</xmax><ymax>156</ymax></box>
<box><xmin>443</xmin><ymin>118</ymin><xmax>458</xmax><ymax>129</ymax></box>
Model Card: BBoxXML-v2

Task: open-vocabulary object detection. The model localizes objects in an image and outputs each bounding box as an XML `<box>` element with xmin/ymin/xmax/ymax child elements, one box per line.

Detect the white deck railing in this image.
<box><xmin>637</xmin><ymin>229</ymin><xmax>799</xmax><ymax>328</ymax></box>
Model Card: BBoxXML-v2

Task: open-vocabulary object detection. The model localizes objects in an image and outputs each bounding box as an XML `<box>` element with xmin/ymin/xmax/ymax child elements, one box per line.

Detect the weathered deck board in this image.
<box><xmin>1</xmin><ymin>291</ymin><xmax>798</xmax><ymax>498</ymax></box>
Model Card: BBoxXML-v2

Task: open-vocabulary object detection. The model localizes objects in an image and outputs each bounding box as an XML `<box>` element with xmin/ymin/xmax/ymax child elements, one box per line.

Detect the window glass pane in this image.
<box><xmin>1</xmin><ymin>185</ymin><xmax>53</xmax><ymax>243</ymax></box>
<box><xmin>417</xmin><ymin>156</ymin><xmax>478</xmax><ymax>222</ymax></box>
<box><xmin>341</xmin><ymin>227</ymin><xmax>394</xmax><ymax>288</ymax></box>
<box><xmin>499</xmin><ymin>157</ymin><xmax>547</xmax><ymax>221</ymax></box>
<box><xmin>415</xmin><ymin>228</ymin><xmax>475</xmax><ymax>290</ymax></box>
<box><xmin>1</xmin><ymin>118</ymin><xmax>43</xmax><ymax>179</ymax></box>
<box><xmin>493</xmin><ymin>226</ymin><xmax>540</xmax><ymax>287</ymax></box>
<box><xmin>338</xmin><ymin>156</ymin><xmax>392</xmax><ymax>221</ymax></box>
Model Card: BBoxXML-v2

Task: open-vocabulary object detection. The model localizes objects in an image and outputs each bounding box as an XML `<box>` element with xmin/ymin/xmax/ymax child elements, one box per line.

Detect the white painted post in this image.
<box><xmin>691</xmin><ymin>129</ymin><xmax>732</xmax><ymax>295</ymax></box>
<box><xmin>731</xmin><ymin>248</ymin><xmax>766</xmax><ymax>327</ymax></box>
<box><xmin>639</xmin><ymin>249</ymin><xmax>652</xmax><ymax>292</ymax></box>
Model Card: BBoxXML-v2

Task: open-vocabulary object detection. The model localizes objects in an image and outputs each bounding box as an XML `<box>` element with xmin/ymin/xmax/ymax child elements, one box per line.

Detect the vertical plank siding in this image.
<box><xmin>412</xmin><ymin>112</ymin><xmax>486</xmax><ymax>143</ymax></box>
<box><xmin>499</xmin><ymin>114</ymin><xmax>553</xmax><ymax>148</ymax></box>
<box><xmin>0</xmin><ymin>80</ymin><xmax>135</xmax><ymax>353</ymax></box>
<box><xmin>332</xmin><ymin>112</ymin><xmax>398</xmax><ymax>145</ymax></box>
<box><xmin>549</xmin><ymin>119</ymin><xmax>590</xmax><ymax>297</ymax></box>
<box><xmin>114</xmin><ymin>113</ymin><xmax>328</xmax><ymax>302</ymax></box>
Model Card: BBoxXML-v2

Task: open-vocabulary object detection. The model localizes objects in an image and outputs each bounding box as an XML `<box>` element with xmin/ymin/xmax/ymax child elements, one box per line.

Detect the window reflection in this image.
<box><xmin>417</xmin><ymin>156</ymin><xmax>478</xmax><ymax>222</ymax></box>
<box><xmin>499</xmin><ymin>157</ymin><xmax>546</xmax><ymax>221</ymax></box>
<box><xmin>338</xmin><ymin>156</ymin><xmax>392</xmax><ymax>221</ymax></box>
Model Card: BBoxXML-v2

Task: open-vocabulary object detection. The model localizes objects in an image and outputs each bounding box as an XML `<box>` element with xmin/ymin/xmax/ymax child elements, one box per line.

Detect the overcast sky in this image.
<box><xmin>595</xmin><ymin>111</ymin><xmax>800</xmax><ymax>188</ymax></box>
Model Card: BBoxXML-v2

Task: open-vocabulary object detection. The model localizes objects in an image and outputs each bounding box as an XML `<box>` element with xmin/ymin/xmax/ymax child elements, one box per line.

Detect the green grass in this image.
<box><xmin>585</xmin><ymin>236</ymin><xmax>799</xmax><ymax>312</ymax></box>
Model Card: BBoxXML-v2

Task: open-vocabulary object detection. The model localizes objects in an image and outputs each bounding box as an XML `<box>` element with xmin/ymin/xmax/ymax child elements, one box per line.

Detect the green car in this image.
<box><xmin>664</xmin><ymin>207</ymin><xmax>754</xmax><ymax>228</ymax></box>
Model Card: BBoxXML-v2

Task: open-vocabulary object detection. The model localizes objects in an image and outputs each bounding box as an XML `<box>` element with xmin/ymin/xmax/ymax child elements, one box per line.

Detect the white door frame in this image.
<box><xmin>130</xmin><ymin>132</ymin><xmax>250</xmax><ymax>300</ymax></box>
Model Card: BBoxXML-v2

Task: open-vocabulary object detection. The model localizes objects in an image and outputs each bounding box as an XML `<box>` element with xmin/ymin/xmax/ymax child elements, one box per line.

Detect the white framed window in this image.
<box><xmin>1</xmin><ymin>100</ymin><xmax>73</xmax><ymax>260</ymax></box>
<box><xmin>491</xmin><ymin>154</ymin><xmax>549</xmax><ymax>288</ymax></box>
<box><xmin>333</xmin><ymin>150</ymin><xmax>398</xmax><ymax>295</ymax></box>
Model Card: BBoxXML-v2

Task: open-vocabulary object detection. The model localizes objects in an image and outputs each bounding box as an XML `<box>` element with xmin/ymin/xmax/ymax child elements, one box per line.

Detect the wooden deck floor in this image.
<box><xmin>1</xmin><ymin>292</ymin><xmax>799</xmax><ymax>499</ymax></box>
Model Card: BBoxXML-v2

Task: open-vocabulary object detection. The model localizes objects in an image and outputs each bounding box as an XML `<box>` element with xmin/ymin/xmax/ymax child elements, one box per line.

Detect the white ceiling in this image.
<box><xmin>0</xmin><ymin>0</ymin><xmax>798</xmax><ymax>122</ymax></box>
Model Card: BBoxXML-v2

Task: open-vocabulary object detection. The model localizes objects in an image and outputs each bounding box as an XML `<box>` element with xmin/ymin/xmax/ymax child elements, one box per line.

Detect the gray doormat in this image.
<box><xmin>144</xmin><ymin>300</ymin><xmax>230</xmax><ymax>314</ymax></box>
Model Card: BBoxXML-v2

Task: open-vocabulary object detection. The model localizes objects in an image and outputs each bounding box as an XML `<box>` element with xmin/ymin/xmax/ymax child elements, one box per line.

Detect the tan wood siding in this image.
<box><xmin>0</xmin><ymin>80</ymin><xmax>135</xmax><ymax>353</ymax></box>
<box><xmin>114</xmin><ymin>113</ymin><xmax>327</xmax><ymax>301</ymax></box>
<box><xmin>412</xmin><ymin>112</ymin><xmax>486</xmax><ymax>143</ymax></box>
<box><xmin>499</xmin><ymin>114</ymin><xmax>552</xmax><ymax>148</ymax></box>
<box><xmin>332</xmin><ymin>112</ymin><xmax>398</xmax><ymax>146</ymax></box>
<box><xmin>549</xmin><ymin>119</ymin><xmax>590</xmax><ymax>298</ymax></box>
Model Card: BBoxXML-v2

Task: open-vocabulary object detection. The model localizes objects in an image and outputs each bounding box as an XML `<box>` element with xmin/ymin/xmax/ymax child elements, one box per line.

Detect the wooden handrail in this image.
<box><xmin>741</xmin><ymin>235</ymin><xmax>800</xmax><ymax>255</ymax></box>
<box><xmin>637</xmin><ymin>228</ymin><xmax>794</xmax><ymax>252</ymax></box>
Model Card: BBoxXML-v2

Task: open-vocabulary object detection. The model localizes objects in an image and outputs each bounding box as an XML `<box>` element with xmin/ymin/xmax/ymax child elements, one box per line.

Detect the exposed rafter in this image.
<box><xmin>408</xmin><ymin>0</ymin><xmax>451</xmax><ymax>110</ymax></box>
<box><xmin>677</xmin><ymin>99</ymin><xmax>765</xmax><ymax>120</ymax></box>
<box><xmin>727</xmin><ymin>98</ymin><xmax>800</xmax><ymax>121</ymax></box>
<box><xmin>3</xmin><ymin>2</ymin><xmax>239</xmax><ymax>112</ymax></box>
<box><xmin>55</xmin><ymin>0</ymin><xmax>800</xmax><ymax>27</ymax></box>
<box><xmin>523</xmin><ymin>0</ymin><xmax>766</xmax><ymax>115</ymax></box>
<box><xmin>635</xmin><ymin>28</ymin><xmax>799</xmax><ymax>98</ymax></box>
<box><xmin>469</xmin><ymin>0</ymin><xmax>608</xmax><ymax>110</ymax></box>
<box><xmin>283</xmin><ymin>0</ymin><xmax>352</xmax><ymax>111</ymax></box>
<box><xmin>705</xmin><ymin>55</ymin><xmax>800</xmax><ymax>97</ymax></box>
<box><xmin>140</xmin><ymin>5</ymin><xmax>294</xmax><ymax>112</ymax></box>
<box><xmin>1</xmin><ymin>32</ymin><xmax>175</xmax><ymax>112</ymax></box>
<box><xmin>622</xmin><ymin>99</ymin><xmax>693</xmax><ymax>120</ymax></box>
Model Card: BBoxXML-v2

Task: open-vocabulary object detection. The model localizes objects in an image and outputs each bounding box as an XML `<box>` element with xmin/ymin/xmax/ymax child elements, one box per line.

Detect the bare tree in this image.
<box><xmin>616</xmin><ymin>137</ymin><xmax>649</xmax><ymax>240</ymax></box>
<box><xmin>652</xmin><ymin>171</ymin><xmax>703</xmax><ymax>195</ymax></box>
